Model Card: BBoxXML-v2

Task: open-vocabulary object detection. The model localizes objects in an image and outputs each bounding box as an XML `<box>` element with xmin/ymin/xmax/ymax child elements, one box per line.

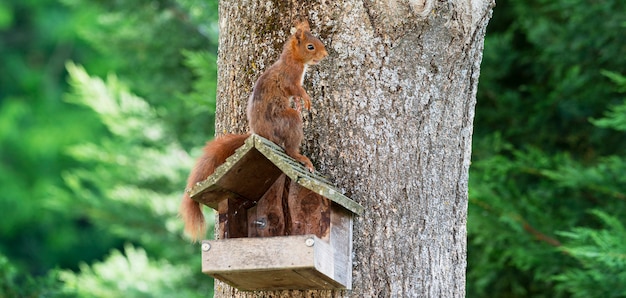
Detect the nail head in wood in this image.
<box><xmin>305</xmin><ymin>237</ymin><xmax>315</xmax><ymax>247</ymax></box>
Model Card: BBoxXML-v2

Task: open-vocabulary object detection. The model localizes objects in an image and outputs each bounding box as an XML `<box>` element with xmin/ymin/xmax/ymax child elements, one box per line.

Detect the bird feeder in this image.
<box><xmin>189</xmin><ymin>134</ymin><xmax>363</xmax><ymax>291</ymax></box>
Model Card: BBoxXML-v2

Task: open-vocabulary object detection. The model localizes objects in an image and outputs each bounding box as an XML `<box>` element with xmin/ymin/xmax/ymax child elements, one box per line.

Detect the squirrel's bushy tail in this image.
<box><xmin>180</xmin><ymin>133</ymin><xmax>250</xmax><ymax>242</ymax></box>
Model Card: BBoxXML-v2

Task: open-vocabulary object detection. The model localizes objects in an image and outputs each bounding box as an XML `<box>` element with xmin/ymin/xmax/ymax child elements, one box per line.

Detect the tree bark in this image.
<box><xmin>214</xmin><ymin>0</ymin><xmax>494</xmax><ymax>297</ymax></box>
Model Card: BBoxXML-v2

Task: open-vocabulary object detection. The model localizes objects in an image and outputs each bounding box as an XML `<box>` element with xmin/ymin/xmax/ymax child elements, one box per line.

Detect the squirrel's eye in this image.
<box><xmin>307</xmin><ymin>44</ymin><xmax>315</xmax><ymax>50</ymax></box>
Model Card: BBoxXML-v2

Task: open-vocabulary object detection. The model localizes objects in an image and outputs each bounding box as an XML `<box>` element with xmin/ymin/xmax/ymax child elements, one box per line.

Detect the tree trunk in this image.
<box><xmin>214</xmin><ymin>0</ymin><xmax>494</xmax><ymax>297</ymax></box>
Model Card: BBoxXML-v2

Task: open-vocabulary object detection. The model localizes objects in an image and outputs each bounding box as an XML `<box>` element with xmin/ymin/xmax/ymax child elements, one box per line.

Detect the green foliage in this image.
<box><xmin>546</xmin><ymin>81</ymin><xmax>626</xmax><ymax>297</ymax></box>
<box><xmin>61</xmin><ymin>0</ymin><xmax>219</xmax><ymax>149</ymax></box>
<box><xmin>1</xmin><ymin>0</ymin><xmax>218</xmax><ymax>296</ymax></box>
<box><xmin>61</xmin><ymin>62</ymin><xmax>191</xmax><ymax>244</ymax></box>
<box><xmin>590</xmin><ymin>71</ymin><xmax>626</xmax><ymax>132</ymax></box>
<box><xmin>469</xmin><ymin>0</ymin><xmax>626</xmax><ymax>296</ymax></box>
<box><xmin>0</xmin><ymin>0</ymin><xmax>117</xmax><ymax>277</ymax></box>
<box><xmin>53</xmin><ymin>59</ymin><xmax>214</xmax><ymax>298</ymax></box>
<box><xmin>476</xmin><ymin>0</ymin><xmax>626</xmax><ymax>156</ymax></box>
<box><xmin>0</xmin><ymin>2</ymin><xmax>13</xmax><ymax>29</ymax></box>
<box><xmin>60</xmin><ymin>245</ymin><xmax>202</xmax><ymax>298</ymax></box>
<box><xmin>554</xmin><ymin>210</ymin><xmax>626</xmax><ymax>298</ymax></box>
<box><xmin>0</xmin><ymin>254</ymin><xmax>68</xmax><ymax>298</ymax></box>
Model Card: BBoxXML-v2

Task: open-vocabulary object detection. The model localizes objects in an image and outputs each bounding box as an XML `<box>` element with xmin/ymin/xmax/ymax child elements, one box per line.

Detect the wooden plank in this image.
<box><xmin>203</xmin><ymin>235</ymin><xmax>320</xmax><ymax>271</ymax></box>
<box><xmin>286</xmin><ymin>180</ymin><xmax>331</xmax><ymax>241</ymax></box>
<box><xmin>189</xmin><ymin>137</ymin><xmax>256</xmax><ymax>205</ymax></box>
<box><xmin>329</xmin><ymin>206</ymin><xmax>353</xmax><ymax>289</ymax></box>
<box><xmin>201</xmin><ymin>235</ymin><xmax>347</xmax><ymax>290</ymax></box>
<box><xmin>253</xmin><ymin>135</ymin><xmax>332</xmax><ymax>184</ymax></box>
<box><xmin>247</xmin><ymin>174</ymin><xmax>287</xmax><ymax>237</ymax></box>
<box><xmin>298</xmin><ymin>177</ymin><xmax>364</xmax><ymax>216</ymax></box>
<box><xmin>192</xmin><ymin>188</ymin><xmax>237</xmax><ymax>211</ymax></box>
<box><xmin>217</xmin><ymin>198</ymin><xmax>248</xmax><ymax>239</ymax></box>
<box><xmin>215</xmin><ymin>147</ymin><xmax>283</xmax><ymax>202</ymax></box>
<box><xmin>212</xmin><ymin>270</ymin><xmax>318</xmax><ymax>290</ymax></box>
<box><xmin>212</xmin><ymin>268</ymin><xmax>341</xmax><ymax>291</ymax></box>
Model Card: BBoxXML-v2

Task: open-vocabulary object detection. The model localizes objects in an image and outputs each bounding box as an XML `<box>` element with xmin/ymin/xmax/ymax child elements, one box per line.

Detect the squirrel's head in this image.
<box><xmin>290</xmin><ymin>20</ymin><xmax>328</xmax><ymax>65</ymax></box>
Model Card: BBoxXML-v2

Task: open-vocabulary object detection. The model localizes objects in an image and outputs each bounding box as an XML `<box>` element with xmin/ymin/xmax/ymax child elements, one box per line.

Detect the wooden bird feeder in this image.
<box><xmin>189</xmin><ymin>134</ymin><xmax>363</xmax><ymax>291</ymax></box>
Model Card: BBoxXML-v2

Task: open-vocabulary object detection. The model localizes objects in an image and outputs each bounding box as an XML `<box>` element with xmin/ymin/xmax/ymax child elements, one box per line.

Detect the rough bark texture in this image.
<box><xmin>214</xmin><ymin>0</ymin><xmax>494</xmax><ymax>297</ymax></box>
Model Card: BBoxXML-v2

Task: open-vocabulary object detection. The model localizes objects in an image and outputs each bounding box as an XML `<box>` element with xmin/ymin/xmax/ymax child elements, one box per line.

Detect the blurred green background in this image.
<box><xmin>0</xmin><ymin>0</ymin><xmax>625</xmax><ymax>297</ymax></box>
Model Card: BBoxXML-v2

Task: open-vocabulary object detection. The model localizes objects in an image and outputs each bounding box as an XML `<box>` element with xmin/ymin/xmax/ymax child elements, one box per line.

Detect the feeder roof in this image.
<box><xmin>190</xmin><ymin>134</ymin><xmax>363</xmax><ymax>215</ymax></box>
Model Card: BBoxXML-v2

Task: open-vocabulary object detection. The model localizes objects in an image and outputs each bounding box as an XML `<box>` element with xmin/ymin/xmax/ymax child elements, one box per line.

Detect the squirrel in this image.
<box><xmin>180</xmin><ymin>20</ymin><xmax>328</xmax><ymax>242</ymax></box>
<box><xmin>246</xmin><ymin>20</ymin><xmax>328</xmax><ymax>172</ymax></box>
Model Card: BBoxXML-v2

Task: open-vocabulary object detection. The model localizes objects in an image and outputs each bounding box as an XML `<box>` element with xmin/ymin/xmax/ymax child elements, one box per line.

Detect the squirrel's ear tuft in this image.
<box><xmin>292</xmin><ymin>18</ymin><xmax>310</xmax><ymax>42</ymax></box>
<box><xmin>291</xmin><ymin>29</ymin><xmax>304</xmax><ymax>43</ymax></box>
<box><xmin>295</xmin><ymin>19</ymin><xmax>310</xmax><ymax>31</ymax></box>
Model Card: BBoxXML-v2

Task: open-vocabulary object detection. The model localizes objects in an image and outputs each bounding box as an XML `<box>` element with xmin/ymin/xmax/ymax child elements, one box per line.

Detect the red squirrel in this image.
<box><xmin>247</xmin><ymin>20</ymin><xmax>328</xmax><ymax>171</ymax></box>
<box><xmin>180</xmin><ymin>20</ymin><xmax>328</xmax><ymax>242</ymax></box>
